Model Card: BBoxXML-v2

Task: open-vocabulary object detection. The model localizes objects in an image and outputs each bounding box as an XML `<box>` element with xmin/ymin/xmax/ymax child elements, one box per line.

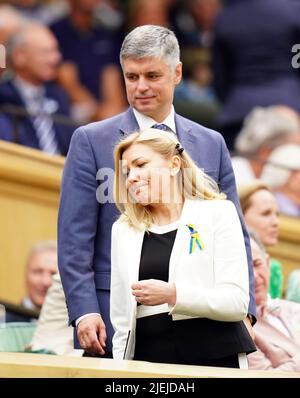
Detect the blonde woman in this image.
<box><xmin>110</xmin><ymin>128</ymin><xmax>255</xmax><ymax>368</ymax></box>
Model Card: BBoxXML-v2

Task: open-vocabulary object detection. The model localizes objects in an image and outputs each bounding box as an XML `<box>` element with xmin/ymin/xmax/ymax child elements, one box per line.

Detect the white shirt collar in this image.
<box><xmin>132</xmin><ymin>105</ymin><xmax>176</xmax><ymax>134</ymax></box>
<box><xmin>14</xmin><ymin>75</ymin><xmax>45</xmax><ymax>103</ymax></box>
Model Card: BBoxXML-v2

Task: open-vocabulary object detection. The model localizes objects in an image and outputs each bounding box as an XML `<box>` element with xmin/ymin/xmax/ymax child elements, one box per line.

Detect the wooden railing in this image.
<box><xmin>0</xmin><ymin>352</ymin><xmax>299</xmax><ymax>378</ymax></box>
<box><xmin>0</xmin><ymin>140</ymin><xmax>64</xmax><ymax>303</ymax></box>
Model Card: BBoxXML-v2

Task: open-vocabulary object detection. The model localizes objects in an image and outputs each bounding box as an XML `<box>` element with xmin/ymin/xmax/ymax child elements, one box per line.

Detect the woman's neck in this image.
<box><xmin>150</xmin><ymin>201</ymin><xmax>184</xmax><ymax>226</ymax></box>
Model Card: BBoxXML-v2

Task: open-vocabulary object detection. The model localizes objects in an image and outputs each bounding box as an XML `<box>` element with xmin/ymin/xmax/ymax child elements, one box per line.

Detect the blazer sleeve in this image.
<box><xmin>218</xmin><ymin>136</ymin><xmax>256</xmax><ymax>320</ymax></box>
<box><xmin>171</xmin><ymin>200</ymin><xmax>249</xmax><ymax>321</ymax></box>
<box><xmin>58</xmin><ymin>127</ymin><xmax>100</xmax><ymax>326</ymax></box>
<box><xmin>110</xmin><ymin>222</ymin><xmax>130</xmax><ymax>359</ymax></box>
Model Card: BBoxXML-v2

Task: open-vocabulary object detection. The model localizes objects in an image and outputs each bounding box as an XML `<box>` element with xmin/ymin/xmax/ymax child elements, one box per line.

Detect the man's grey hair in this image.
<box><xmin>235</xmin><ymin>106</ymin><xmax>300</xmax><ymax>156</ymax></box>
<box><xmin>248</xmin><ymin>228</ymin><xmax>267</xmax><ymax>261</ymax></box>
<box><xmin>26</xmin><ymin>240</ymin><xmax>57</xmax><ymax>268</ymax></box>
<box><xmin>120</xmin><ymin>25</ymin><xmax>180</xmax><ymax>70</ymax></box>
<box><xmin>5</xmin><ymin>22</ymin><xmax>44</xmax><ymax>58</ymax></box>
<box><xmin>260</xmin><ymin>144</ymin><xmax>300</xmax><ymax>189</ymax></box>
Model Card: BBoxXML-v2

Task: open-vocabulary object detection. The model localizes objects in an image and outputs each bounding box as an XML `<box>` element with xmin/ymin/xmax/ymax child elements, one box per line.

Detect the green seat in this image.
<box><xmin>0</xmin><ymin>322</ymin><xmax>36</xmax><ymax>352</ymax></box>
<box><xmin>269</xmin><ymin>258</ymin><xmax>283</xmax><ymax>299</ymax></box>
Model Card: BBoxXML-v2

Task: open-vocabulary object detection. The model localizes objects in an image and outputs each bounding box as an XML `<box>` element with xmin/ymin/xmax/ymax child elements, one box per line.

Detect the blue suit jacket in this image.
<box><xmin>58</xmin><ymin>108</ymin><xmax>255</xmax><ymax>351</ymax></box>
<box><xmin>0</xmin><ymin>80</ymin><xmax>74</xmax><ymax>156</ymax></box>
<box><xmin>213</xmin><ymin>0</ymin><xmax>300</xmax><ymax>127</ymax></box>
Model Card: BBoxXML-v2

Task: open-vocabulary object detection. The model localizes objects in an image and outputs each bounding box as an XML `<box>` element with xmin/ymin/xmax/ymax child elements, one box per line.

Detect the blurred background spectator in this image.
<box><xmin>0</xmin><ymin>4</ymin><xmax>25</xmax><ymax>79</ymax></box>
<box><xmin>8</xmin><ymin>0</ymin><xmax>69</xmax><ymax>25</ymax></box>
<box><xmin>2</xmin><ymin>240</ymin><xmax>58</xmax><ymax>323</ymax></box>
<box><xmin>232</xmin><ymin>106</ymin><xmax>300</xmax><ymax>186</ymax></box>
<box><xmin>213</xmin><ymin>0</ymin><xmax>300</xmax><ymax>150</ymax></box>
<box><xmin>0</xmin><ymin>23</ymin><xmax>74</xmax><ymax>155</ymax></box>
<box><xmin>50</xmin><ymin>0</ymin><xmax>126</xmax><ymax>123</ymax></box>
<box><xmin>261</xmin><ymin>144</ymin><xmax>300</xmax><ymax>218</ymax></box>
<box><xmin>248</xmin><ymin>232</ymin><xmax>300</xmax><ymax>372</ymax></box>
<box><xmin>238</xmin><ymin>180</ymin><xmax>283</xmax><ymax>299</ymax></box>
<box><xmin>286</xmin><ymin>270</ymin><xmax>300</xmax><ymax>304</ymax></box>
<box><xmin>29</xmin><ymin>272</ymin><xmax>82</xmax><ymax>355</ymax></box>
<box><xmin>170</xmin><ymin>0</ymin><xmax>221</xmax><ymax>49</ymax></box>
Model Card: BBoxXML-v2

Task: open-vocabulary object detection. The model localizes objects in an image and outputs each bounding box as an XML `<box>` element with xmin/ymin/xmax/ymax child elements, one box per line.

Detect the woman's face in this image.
<box><xmin>244</xmin><ymin>189</ymin><xmax>279</xmax><ymax>246</ymax></box>
<box><xmin>122</xmin><ymin>143</ymin><xmax>176</xmax><ymax>206</ymax></box>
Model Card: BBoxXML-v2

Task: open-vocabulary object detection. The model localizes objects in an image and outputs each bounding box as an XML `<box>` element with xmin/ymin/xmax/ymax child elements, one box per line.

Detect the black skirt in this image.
<box><xmin>133</xmin><ymin>313</ymin><xmax>256</xmax><ymax>368</ymax></box>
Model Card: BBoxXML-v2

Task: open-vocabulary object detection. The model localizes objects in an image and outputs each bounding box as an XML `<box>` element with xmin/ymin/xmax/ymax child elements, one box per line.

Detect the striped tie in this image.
<box><xmin>32</xmin><ymin>97</ymin><xmax>60</xmax><ymax>155</ymax></box>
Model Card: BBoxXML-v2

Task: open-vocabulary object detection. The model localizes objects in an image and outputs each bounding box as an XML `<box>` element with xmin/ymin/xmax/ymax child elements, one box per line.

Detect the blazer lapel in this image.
<box><xmin>169</xmin><ymin>199</ymin><xmax>196</xmax><ymax>280</ymax></box>
<box><xmin>128</xmin><ymin>226</ymin><xmax>145</xmax><ymax>290</ymax></box>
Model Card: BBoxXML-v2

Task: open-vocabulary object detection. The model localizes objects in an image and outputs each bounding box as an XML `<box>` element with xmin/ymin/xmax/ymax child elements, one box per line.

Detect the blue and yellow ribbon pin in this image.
<box><xmin>186</xmin><ymin>224</ymin><xmax>204</xmax><ymax>254</ymax></box>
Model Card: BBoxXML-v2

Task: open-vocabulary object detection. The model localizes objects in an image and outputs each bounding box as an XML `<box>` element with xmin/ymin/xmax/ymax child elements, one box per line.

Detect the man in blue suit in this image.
<box><xmin>58</xmin><ymin>25</ymin><xmax>256</xmax><ymax>357</ymax></box>
<box><xmin>0</xmin><ymin>24</ymin><xmax>74</xmax><ymax>156</ymax></box>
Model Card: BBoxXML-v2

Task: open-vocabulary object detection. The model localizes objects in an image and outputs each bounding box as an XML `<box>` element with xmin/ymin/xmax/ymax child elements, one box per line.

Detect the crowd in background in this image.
<box><xmin>1</xmin><ymin>0</ymin><xmax>300</xmax><ymax>372</ymax></box>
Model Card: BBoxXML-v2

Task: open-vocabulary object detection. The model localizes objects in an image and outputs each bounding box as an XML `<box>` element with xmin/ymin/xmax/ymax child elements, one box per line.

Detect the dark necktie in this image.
<box><xmin>151</xmin><ymin>123</ymin><xmax>171</xmax><ymax>132</ymax></box>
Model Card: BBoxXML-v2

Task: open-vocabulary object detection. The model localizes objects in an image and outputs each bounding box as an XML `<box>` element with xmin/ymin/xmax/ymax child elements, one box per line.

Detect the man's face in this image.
<box><xmin>14</xmin><ymin>28</ymin><xmax>61</xmax><ymax>84</ymax></box>
<box><xmin>122</xmin><ymin>57</ymin><xmax>182</xmax><ymax>121</ymax></box>
<box><xmin>26</xmin><ymin>250</ymin><xmax>57</xmax><ymax>308</ymax></box>
<box><xmin>250</xmin><ymin>240</ymin><xmax>270</xmax><ymax>307</ymax></box>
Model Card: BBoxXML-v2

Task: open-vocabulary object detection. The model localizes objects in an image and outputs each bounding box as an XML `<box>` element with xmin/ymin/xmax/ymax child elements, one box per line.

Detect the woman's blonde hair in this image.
<box><xmin>114</xmin><ymin>128</ymin><xmax>226</xmax><ymax>229</ymax></box>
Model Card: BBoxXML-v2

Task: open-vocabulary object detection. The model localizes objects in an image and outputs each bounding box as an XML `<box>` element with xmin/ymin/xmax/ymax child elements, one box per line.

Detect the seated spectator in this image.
<box><xmin>4</xmin><ymin>240</ymin><xmax>58</xmax><ymax>323</ymax></box>
<box><xmin>50</xmin><ymin>0</ymin><xmax>126</xmax><ymax>123</ymax></box>
<box><xmin>170</xmin><ymin>0</ymin><xmax>221</xmax><ymax>49</ymax></box>
<box><xmin>9</xmin><ymin>0</ymin><xmax>69</xmax><ymax>25</ymax></box>
<box><xmin>286</xmin><ymin>271</ymin><xmax>300</xmax><ymax>304</ymax></box>
<box><xmin>29</xmin><ymin>273</ymin><xmax>83</xmax><ymax>356</ymax></box>
<box><xmin>261</xmin><ymin>144</ymin><xmax>300</xmax><ymax>218</ymax></box>
<box><xmin>212</xmin><ymin>0</ymin><xmax>300</xmax><ymax>151</ymax></box>
<box><xmin>0</xmin><ymin>23</ymin><xmax>74</xmax><ymax>155</ymax></box>
<box><xmin>0</xmin><ymin>5</ymin><xmax>24</xmax><ymax>46</ymax></box>
<box><xmin>128</xmin><ymin>0</ymin><xmax>171</xmax><ymax>29</ymax></box>
<box><xmin>238</xmin><ymin>180</ymin><xmax>283</xmax><ymax>298</ymax></box>
<box><xmin>232</xmin><ymin>106</ymin><xmax>300</xmax><ymax>186</ymax></box>
<box><xmin>174</xmin><ymin>48</ymin><xmax>216</xmax><ymax>104</ymax></box>
<box><xmin>0</xmin><ymin>5</ymin><xmax>25</xmax><ymax>79</ymax></box>
<box><xmin>248</xmin><ymin>232</ymin><xmax>300</xmax><ymax>371</ymax></box>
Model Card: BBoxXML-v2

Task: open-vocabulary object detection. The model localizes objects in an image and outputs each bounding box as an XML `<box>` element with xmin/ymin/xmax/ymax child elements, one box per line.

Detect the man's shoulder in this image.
<box><xmin>176</xmin><ymin>113</ymin><xmax>224</xmax><ymax>143</ymax></box>
<box><xmin>0</xmin><ymin>80</ymin><xmax>18</xmax><ymax>102</ymax></box>
<box><xmin>74</xmin><ymin>110</ymin><xmax>135</xmax><ymax>144</ymax></box>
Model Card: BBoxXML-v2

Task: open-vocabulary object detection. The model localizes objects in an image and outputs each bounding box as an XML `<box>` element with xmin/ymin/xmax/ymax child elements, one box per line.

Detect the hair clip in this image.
<box><xmin>175</xmin><ymin>143</ymin><xmax>184</xmax><ymax>155</ymax></box>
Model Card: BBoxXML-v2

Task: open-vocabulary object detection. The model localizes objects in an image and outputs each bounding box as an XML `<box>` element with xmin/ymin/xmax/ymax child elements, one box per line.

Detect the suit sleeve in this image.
<box><xmin>58</xmin><ymin>127</ymin><xmax>100</xmax><ymax>326</ymax></box>
<box><xmin>171</xmin><ymin>201</ymin><xmax>249</xmax><ymax>321</ymax></box>
<box><xmin>218</xmin><ymin>136</ymin><xmax>256</xmax><ymax>321</ymax></box>
<box><xmin>110</xmin><ymin>222</ymin><xmax>130</xmax><ymax>359</ymax></box>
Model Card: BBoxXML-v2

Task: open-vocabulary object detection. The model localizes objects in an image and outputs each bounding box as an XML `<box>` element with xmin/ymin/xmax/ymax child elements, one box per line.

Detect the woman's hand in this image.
<box><xmin>131</xmin><ymin>279</ymin><xmax>176</xmax><ymax>306</ymax></box>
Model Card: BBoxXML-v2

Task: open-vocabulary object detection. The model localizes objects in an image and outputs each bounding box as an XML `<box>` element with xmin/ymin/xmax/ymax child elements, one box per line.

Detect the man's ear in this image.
<box><xmin>174</xmin><ymin>62</ymin><xmax>182</xmax><ymax>85</ymax></box>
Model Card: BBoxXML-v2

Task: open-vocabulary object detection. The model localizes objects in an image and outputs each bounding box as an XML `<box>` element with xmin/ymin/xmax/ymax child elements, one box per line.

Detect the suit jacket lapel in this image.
<box><xmin>175</xmin><ymin>113</ymin><xmax>199</xmax><ymax>158</ymax></box>
<box><xmin>119</xmin><ymin>108</ymin><xmax>140</xmax><ymax>136</ymax></box>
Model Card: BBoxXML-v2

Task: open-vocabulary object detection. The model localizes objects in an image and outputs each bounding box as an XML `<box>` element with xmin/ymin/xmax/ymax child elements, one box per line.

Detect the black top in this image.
<box><xmin>139</xmin><ymin>229</ymin><xmax>177</xmax><ymax>282</ymax></box>
<box><xmin>134</xmin><ymin>227</ymin><xmax>256</xmax><ymax>365</ymax></box>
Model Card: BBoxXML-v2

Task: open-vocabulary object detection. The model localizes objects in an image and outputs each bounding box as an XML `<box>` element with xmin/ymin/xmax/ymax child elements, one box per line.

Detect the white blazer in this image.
<box><xmin>110</xmin><ymin>199</ymin><xmax>249</xmax><ymax>360</ymax></box>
